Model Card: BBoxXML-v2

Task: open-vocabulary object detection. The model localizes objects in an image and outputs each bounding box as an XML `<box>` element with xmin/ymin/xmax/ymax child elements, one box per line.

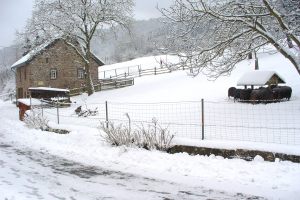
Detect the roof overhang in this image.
<box><xmin>29</xmin><ymin>87</ymin><xmax>70</xmax><ymax>93</ymax></box>
<box><xmin>237</xmin><ymin>70</ymin><xmax>285</xmax><ymax>86</ymax></box>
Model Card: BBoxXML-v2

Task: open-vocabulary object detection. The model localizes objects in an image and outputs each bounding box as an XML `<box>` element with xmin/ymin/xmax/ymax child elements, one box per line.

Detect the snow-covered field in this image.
<box><xmin>1</xmin><ymin>51</ymin><xmax>300</xmax><ymax>199</ymax></box>
<box><xmin>44</xmin><ymin>51</ymin><xmax>300</xmax><ymax>147</ymax></box>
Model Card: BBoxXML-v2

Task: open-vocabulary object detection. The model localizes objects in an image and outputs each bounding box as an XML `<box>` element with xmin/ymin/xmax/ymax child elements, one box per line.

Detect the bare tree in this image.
<box><xmin>21</xmin><ymin>0</ymin><xmax>134</xmax><ymax>95</ymax></box>
<box><xmin>0</xmin><ymin>46</ymin><xmax>20</xmax><ymax>93</ymax></box>
<box><xmin>161</xmin><ymin>0</ymin><xmax>300</xmax><ymax>78</ymax></box>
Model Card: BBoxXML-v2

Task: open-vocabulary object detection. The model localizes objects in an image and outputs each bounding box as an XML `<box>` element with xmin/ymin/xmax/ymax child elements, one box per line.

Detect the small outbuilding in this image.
<box><xmin>29</xmin><ymin>87</ymin><xmax>70</xmax><ymax>102</ymax></box>
<box><xmin>237</xmin><ymin>70</ymin><xmax>285</xmax><ymax>89</ymax></box>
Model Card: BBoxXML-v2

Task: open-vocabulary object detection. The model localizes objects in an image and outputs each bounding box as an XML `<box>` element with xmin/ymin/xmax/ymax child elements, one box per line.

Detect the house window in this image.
<box><xmin>77</xmin><ymin>68</ymin><xmax>85</xmax><ymax>79</ymax></box>
<box><xmin>50</xmin><ymin>68</ymin><xmax>57</xmax><ymax>80</ymax></box>
<box><xmin>46</xmin><ymin>58</ymin><xmax>49</xmax><ymax>63</ymax></box>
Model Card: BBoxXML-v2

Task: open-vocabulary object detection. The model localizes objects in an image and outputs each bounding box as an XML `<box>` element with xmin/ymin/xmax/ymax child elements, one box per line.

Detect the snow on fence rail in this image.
<box><xmin>99</xmin><ymin>62</ymin><xmax>188</xmax><ymax>80</ymax></box>
<box><xmin>41</xmin><ymin>100</ymin><xmax>300</xmax><ymax>145</ymax></box>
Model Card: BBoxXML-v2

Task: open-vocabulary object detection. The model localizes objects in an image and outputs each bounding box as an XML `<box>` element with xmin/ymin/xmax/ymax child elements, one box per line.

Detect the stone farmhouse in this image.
<box><xmin>11</xmin><ymin>38</ymin><xmax>104</xmax><ymax>99</ymax></box>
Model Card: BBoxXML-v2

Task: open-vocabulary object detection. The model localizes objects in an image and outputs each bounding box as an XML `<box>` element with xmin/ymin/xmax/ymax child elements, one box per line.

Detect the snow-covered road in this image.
<box><xmin>0</xmin><ymin>140</ymin><xmax>264</xmax><ymax>200</ymax></box>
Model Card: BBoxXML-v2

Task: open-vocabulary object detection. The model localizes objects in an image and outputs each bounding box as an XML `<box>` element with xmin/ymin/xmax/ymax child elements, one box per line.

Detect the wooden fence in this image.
<box><xmin>69</xmin><ymin>78</ymin><xmax>134</xmax><ymax>96</ymax></box>
<box><xmin>100</xmin><ymin>63</ymin><xmax>188</xmax><ymax>80</ymax></box>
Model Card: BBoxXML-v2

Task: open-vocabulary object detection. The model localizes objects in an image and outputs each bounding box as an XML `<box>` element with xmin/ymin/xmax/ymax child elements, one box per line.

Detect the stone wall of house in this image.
<box><xmin>16</xmin><ymin>39</ymin><xmax>101</xmax><ymax>98</ymax></box>
<box><xmin>16</xmin><ymin>65</ymin><xmax>31</xmax><ymax>98</ymax></box>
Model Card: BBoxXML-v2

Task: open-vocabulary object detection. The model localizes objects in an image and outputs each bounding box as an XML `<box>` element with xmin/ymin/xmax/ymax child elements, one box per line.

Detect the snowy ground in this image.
<box><xmin>1</xmin><ymin>51</ymin><xmax>300</xmax><ymax>199</ymax></box>
<box><xmin>1</xmin><ymin>139</ymin><xmax>266</xmax><ymax>200</ymax></box>
<box><xmin>1</xmin><ymin>100</ymin><xmax>300</xmax><ymax>200</ymax></box>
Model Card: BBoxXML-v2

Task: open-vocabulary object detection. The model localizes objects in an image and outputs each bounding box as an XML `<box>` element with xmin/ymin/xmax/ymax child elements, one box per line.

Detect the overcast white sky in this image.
<box><xmin>0</xmin><ymin>0</ymin><xmax>173</xmax><ymax>49</ymax></box>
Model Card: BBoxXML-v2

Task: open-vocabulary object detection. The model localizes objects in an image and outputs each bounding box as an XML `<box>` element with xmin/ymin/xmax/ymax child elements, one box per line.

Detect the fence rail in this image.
<box><xmin>99</xmin><ymin>63</ymin><xmax>187</xmax><ymax>80</ymax></box>
<box><xmin>40</xmin><ymin>99</ymin><xmax>300</xmax><ymax>146</ymax></box>
<box><xmin>69</xmin><ymin>78</ymin><xmax>134</xmax><ymax>96</ymax></box>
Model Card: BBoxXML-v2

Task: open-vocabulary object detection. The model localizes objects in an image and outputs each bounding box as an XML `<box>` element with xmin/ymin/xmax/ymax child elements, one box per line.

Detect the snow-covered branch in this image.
<box><xmin>18</xmin><ymin>0</ymin><xmax>134</xmax><ymax>95</ymax></box>
<box><xmin>160</xmin><ymin>0</ymin><xmax>300</xmax><ymax>77</ymax></box>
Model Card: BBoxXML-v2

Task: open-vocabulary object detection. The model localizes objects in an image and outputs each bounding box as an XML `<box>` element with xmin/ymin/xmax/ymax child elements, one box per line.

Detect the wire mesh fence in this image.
<box><xmin>204</xmin><ymin>101</ymin><xmax>300</xmax><ymax>145</ymax></box>
<box><xmin>41</xmin><ymin>99</ymin><xmax>300</xmax><ymax>145</ymax></box>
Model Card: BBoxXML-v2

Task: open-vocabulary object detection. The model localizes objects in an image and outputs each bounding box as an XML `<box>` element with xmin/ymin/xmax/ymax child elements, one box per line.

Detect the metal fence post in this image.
<box><xmin>30</xmin><ymin>95</ymin><xmax>32</xmax><ymax>108</ymax></box>
<box><xmin>105</xmin><ymin>101</ymin><xmax>109</xmax><ymax>128</ymax></box>
<box><xmin>201</xmin><ymin>99</ymin><xmax>204</xmax><ymax>140</ymax></box>
<box><xmin>56</xmin><ymin>98</ymin><xmax>60</xmax><ymax>124</ymax></box>
<box><xmin>41</xmin><ymin>100</ymin><xmax>44</xmax><ymax>117</ymax></box>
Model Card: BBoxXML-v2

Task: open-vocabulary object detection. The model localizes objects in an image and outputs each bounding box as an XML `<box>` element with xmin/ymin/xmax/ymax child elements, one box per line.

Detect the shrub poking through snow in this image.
<box><xmin>135</xmin><ymin>117</ymin><xmax>174</xmax><ymax>151</ymax></box>
<box><xmin>100</xmin><ymin>114</ymin><xmax>174</xmax><ymax>151</ymax></box>
<box><xmin>24</xmin><ymin>109</ymin><xmax>49</xmax><ymax>131</ymax></box>
<box><xmin>24</xmin><ymin>109</ymin><xmax>70</xmax><ymax>134</ymax></box>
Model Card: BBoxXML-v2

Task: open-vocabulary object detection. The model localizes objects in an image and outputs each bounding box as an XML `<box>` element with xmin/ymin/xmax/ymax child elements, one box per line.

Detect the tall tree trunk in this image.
<box><xmin>84</xmin><ymin>49</ymin><xmax>94</xmax><ymax>96</ymax></box>
<box><xmin>254</xmin><ymin>51</ymin><xmax>259</xmax><ymax>70</ymax></box>
<box><xmin>248</xmin><ymin>52</ymin><xmax>253</xmax><ymax>59</ymax></box>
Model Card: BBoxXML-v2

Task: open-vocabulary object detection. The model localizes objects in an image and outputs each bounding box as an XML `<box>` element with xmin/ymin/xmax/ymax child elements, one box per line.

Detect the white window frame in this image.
<box><xmin>78</xmin><ymin>68</ymin><xmax>85</xmax><ymax>79</ymax></box>
<box><xmin>50</xmin><ymin>68</ymin><xmax>57</xmax><ymax>80</ymax></box>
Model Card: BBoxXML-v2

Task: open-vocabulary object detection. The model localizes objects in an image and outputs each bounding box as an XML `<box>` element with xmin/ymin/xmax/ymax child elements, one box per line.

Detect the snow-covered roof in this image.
<box><xmin>28</xmin><ymin>87</ymin><xmax>70</xmax><ymax>92</ymax></box>
<box><xmin>17</xmin><ymin>98</ymin><xmax>42</xmax><ymax>106</ymax></box>
<box><xmin>11</xmin><ymin>39</ymin><xmax>59</xmax><ymax>69</ymax></box>
<box><xmin>29</xmin><ymin>87</ymin><xmax>70</xmax><ymax>92</ymax></box>
<box><xmin>11</xmin><ymin>38</ymin><xmax>104</xmax><ymax>70</ymax></box>
<box><xmin>237</xmin><ymin>70</ymin><xmax>285</xmax><ymax>86</ymax></box>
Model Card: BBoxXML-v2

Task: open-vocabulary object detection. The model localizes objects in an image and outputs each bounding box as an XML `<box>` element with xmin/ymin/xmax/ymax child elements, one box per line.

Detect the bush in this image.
<box><xmin>24</xmin><ymin>109</ymin><xmax>49</xmax><ymax>131</ymax></box>
<box><xmin>100</xmin><ymin>114</ymin><xmax>174</xmax><ymax>151</ymax></box>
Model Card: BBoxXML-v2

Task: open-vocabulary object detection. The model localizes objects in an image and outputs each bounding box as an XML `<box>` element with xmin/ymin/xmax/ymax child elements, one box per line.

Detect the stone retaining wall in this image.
<box><xmin>168</xmin><ymin>145</ymin><xmax>300</xmax><ymax>163</ymax></box>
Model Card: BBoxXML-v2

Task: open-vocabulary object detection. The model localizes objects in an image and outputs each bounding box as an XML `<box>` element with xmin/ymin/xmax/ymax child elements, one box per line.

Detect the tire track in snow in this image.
<box><xmin>0</xmin><ymin>143</ymin><xmax>266</xmax><ymax>200</ymax></box>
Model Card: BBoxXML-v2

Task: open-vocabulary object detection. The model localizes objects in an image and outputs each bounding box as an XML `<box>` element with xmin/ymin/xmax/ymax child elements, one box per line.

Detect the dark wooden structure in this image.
<box><xmin>29</xmin><ymin>87</ymin><xmax>70</xmax><ymax>102</ymax></box>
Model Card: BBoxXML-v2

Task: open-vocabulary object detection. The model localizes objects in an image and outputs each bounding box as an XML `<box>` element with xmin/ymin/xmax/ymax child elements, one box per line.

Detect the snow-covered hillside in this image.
<box><xmin>78</xmin><ymin>51</ymin><xmax>300</xmax><ymax>148</ymax></box>
<box><xmin>97</xmin><ymin>52</ymin><xmax>300</xmax><ymax>102</ymax></box>
<box><xmin>36</xmin><ymin>51</ymin><xmax>300</xmax><ymax>149</ymax></box>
